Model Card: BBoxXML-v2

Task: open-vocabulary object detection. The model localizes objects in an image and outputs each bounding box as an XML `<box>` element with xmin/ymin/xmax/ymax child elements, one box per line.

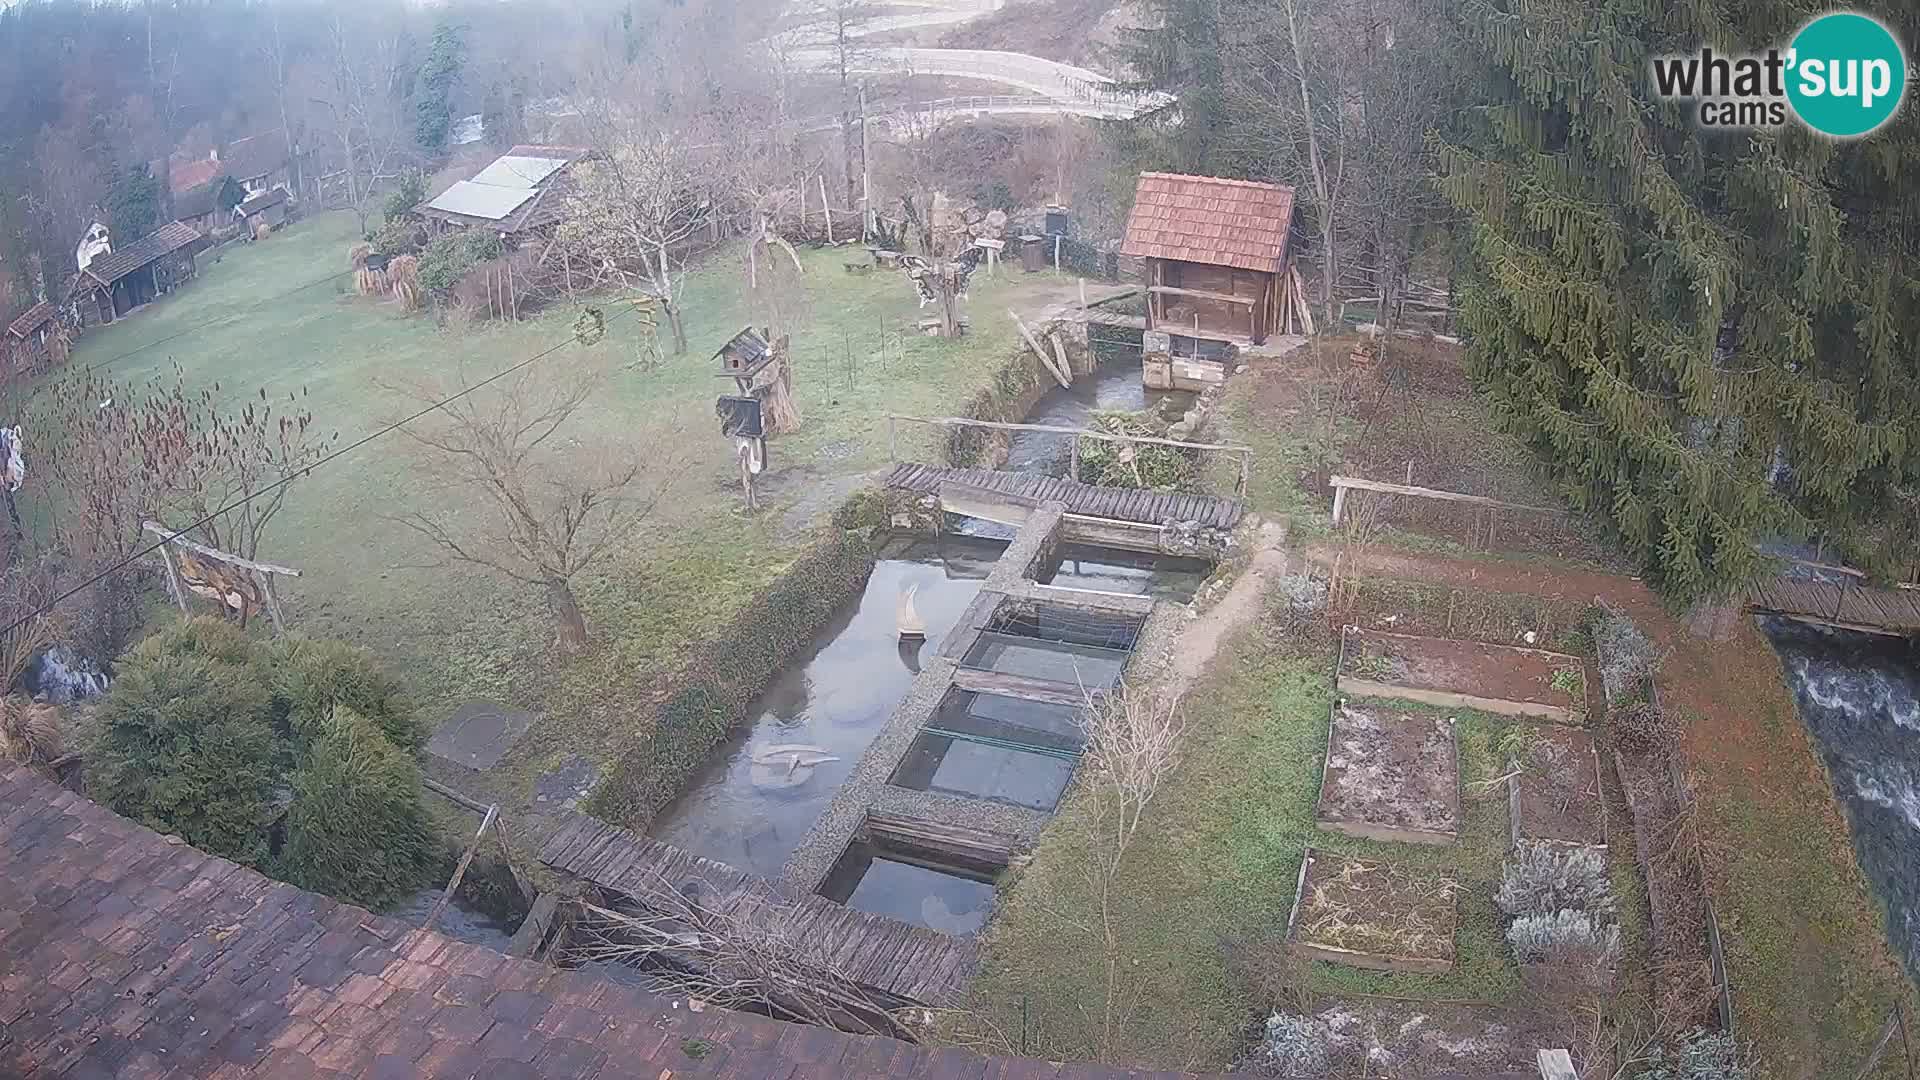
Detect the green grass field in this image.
<box><xmin>54</xmin><ymin>211</ymin><xmax>1076</xmax><ymax>803</ymax></box>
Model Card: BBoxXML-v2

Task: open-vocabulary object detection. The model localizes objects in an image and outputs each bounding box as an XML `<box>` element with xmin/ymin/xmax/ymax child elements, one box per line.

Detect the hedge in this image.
<box><xmin>945</xmin><ymin>347</ymin><xmax>1056</xmax><ymax>469</ymax></box>
<box><xmin>587</xmin><ymin>489</ymin><xmax>893</xmax><ymax>827</ymax></box>
<box><xmin>277</xmin><ymin>705</ymin><xmax>439</xmax><ymax>910</ymax></box>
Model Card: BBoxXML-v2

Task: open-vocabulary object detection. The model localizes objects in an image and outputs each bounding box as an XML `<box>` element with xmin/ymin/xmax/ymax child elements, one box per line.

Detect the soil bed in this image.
<box><xmin>1339</xmin><ymin>628</ymin><xmax>1584</xmax><ymax>722</ymax></box>
<box><xmin>1316</xmin><ymin>700</ymin><xmax>1460</xmax><ymax>845</ymax></box>
<box><xmin>1289</xmin><ymin>848</ymin><xmax>1460</xmax><ymax>973</ymax></box>
<box><xmin>1510</xmin><ymin>725</ymin><xmax>1607</xmax><ymax>848</ymax></box>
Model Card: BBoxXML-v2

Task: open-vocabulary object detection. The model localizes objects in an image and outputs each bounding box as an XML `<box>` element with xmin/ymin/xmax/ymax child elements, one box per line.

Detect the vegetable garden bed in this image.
<box><xmin>1315</xmin><ymin>700</ymin><xmax>1460</xmax><ymax>845</ymax></box>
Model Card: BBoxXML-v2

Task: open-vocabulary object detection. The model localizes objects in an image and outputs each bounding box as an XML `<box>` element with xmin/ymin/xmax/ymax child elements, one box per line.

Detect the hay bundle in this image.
<box><xmin>0</xmin><ymin>695</ymin><xmax>62</xmax><ymax>765</ymax></box>
<box><xmin>253</xmin><ymin>220</ymin><xmax>273</xmax><ymax>241</ymax></box>
<box><xmin>387</xmin><ymin>255</ymin><xmax>422</xmax><ymax>311</ymax></box>
<box><xmin>350</xmin><ymin>242</ymin><xmax>383</xmax><ymax>295</ymax></box>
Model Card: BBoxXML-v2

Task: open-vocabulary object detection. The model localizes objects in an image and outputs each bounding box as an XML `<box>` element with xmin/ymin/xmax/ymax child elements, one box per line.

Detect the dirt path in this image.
<box><xmin>1161</xmin><ymin>519</ymin><xmax>1288</xmax><ymax>700</ymax></box>
<box><xmin>1304</xmin><ymin>541</ymin><xmax>1914</xmax><ymax>1079</ymax></box>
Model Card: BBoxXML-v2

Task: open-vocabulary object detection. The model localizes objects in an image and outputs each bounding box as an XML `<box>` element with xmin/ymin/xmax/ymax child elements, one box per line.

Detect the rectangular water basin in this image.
<box><xmin>890</xmin><ymin>691</ymin><xmax>1082</xmax><ymax>811</ymax></box>
<box><xmin>1039</xmin><ymin>543</ymin><xmax>1211</xmax><ymax>603</ymax></box>
<box><xmin>817</xmin><ymin>838</ymin><xmax>998</xmax><ymax>935</ymax></box>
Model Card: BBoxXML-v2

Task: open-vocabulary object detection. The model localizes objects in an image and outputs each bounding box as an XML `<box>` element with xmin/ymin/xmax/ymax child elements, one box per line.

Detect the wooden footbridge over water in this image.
<box><xmin>1747</xmin><ymin>575</ymin><xmax>1920</xmax><ymax>636</ymax></box>
<box><xmin>538</xmin><ymin>812</ymin><xmax>976</xmax><ymax>1004</ymax></box>
<box><xmin>886</xmin><ymin>462</ymin><xmax>1245</xmax><ymax>529</ymax></box>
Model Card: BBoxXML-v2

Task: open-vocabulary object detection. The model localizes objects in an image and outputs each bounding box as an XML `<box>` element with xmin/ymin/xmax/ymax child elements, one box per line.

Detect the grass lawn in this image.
<box><xmin>52</xmin><ymin>210</ymin><xmax>1083</xmax><ymax>807</ymax></box>
<box><xmin>962</xmin><ymin>610</ymin><xmax>1535</xmax><ymax>1070</ymax></box>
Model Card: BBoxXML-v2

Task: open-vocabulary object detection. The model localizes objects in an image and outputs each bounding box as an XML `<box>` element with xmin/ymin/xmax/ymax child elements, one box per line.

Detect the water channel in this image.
<box><xmin>1762</xmin><ymin>616</ymin><xmax>1920</xmax><ymax>976</ymax></box>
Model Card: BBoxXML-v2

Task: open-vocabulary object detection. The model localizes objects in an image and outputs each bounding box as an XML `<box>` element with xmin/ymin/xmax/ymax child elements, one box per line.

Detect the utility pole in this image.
<box><xmin>860</xmin><ymin>81</ymin><xmax>873</xmax><ymax>240</ymax></box>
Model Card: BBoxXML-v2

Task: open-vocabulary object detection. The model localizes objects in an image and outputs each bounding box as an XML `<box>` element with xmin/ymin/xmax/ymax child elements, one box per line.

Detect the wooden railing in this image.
<box><xmin>887</xmin><ymin>413</ymin><xmax>1254</xmax><ymax>496</ymax></box>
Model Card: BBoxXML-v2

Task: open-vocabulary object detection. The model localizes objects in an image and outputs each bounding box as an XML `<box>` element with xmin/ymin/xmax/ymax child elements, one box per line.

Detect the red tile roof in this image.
<box><xmin>171</xmin><ymin>155</ymin><xmax>224</xmax><ymax>193</ymax></box>
<box><xmin>1120</xmin><ymin>172</ymin><xmax>1297</xmax><ymax>274</ymax></box>
<box><xmin>0</xmin><ymin>765</ymin><xmax>1223</xmax><ymax>1079</ymax></box>
<box><xmin>5</xmin><ymin>300</ymin><xmax>54</xmax><ymax>340</ymax></box>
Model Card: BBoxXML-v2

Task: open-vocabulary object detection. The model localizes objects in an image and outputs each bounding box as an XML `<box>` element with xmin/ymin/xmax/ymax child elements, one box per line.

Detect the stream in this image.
<box><xmin>1762</xmin><ymin>616</ymin><xmax>1920</xmax><ymax>975</ymax></box>
<box><xmin>1002</xmin><ymin>358</ymin><xmax>1193</xmax><ymax>476</ymax></box>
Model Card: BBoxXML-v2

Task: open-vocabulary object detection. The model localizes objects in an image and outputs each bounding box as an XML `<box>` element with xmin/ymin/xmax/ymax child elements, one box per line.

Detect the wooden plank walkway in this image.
<box><xmin>537</xmin><ymin>813</ymin><xmax>976</xmax><ymax>1005</ymax></box>
<box><xmin>887</xmin><ymin>462</ymin><xmax>1243</xmax><ymax>529</ymax></box>
<box><xmin>1748</xmin><ymin>577</ymin><xmax>1920</xmax><ymax>635</ymax></box>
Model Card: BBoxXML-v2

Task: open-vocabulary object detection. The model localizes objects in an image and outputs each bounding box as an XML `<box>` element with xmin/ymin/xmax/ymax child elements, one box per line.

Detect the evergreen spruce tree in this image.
<box><xmin>415</xmin><ymin>22</ymin><xmax>467</xmax><ymax>154</ymax></box>
<box><xmin>1438</xmin><ymin>1</ymin><xmax>1920</xmax><ymax>602</ymax></box>
<box><xmin>278</xmin><ymin>706</ymin><xmax>438</xmax><ymax>910</ymax></box>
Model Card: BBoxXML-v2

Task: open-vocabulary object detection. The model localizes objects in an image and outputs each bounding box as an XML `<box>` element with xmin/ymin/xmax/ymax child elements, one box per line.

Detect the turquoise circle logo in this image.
<box><xmin>1786</xmin><ymin>12</ymin><xmax>1907</xmax><ymax>137</ymax></box>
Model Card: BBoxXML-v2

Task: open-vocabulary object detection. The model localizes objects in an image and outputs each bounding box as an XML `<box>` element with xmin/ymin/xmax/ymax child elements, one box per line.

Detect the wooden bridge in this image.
<box><xmin>886</xmin><ymin>462</ymin><xmax>1244</xmax><ymax>529</ymax></box>
<box><xmin>538</xmin><ymin>813</ymin><xmax>975</xmax><ymax>1005</ymax></box>
<box><xmin>1747</xmin><ymin>576</ymin><xmax>1920</xmax><ymax>636</ymax></box>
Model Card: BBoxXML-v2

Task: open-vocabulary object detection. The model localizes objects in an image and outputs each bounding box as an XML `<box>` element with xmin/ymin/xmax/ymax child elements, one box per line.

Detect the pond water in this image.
<box><xmin>1003</xmin><ymin>359</ymin><xmax>1196</xmax><ymax>476</ymax></box>
<box><xmin>1040</xmin><ymin>543</ymin><xmax>1212</xmax><ymax>603</ymax></box>
<box><xmin>890</xmin><ymin>690</ymin><xmax>1082</xmax><ymax>812</ymax></box>
<box><xmin>1762</xmin><ymin>616</ymin><xmax>1920</xmax><ymax>976</ymax></box>
<box><xmin>649</xmin><ymin>535</ymin><xmax>1010</xmax><ymax>878</ymax></box>
<box><xmin>384</xmin><ymin>888</ymin><xmax>522</xmax><ymax>951</ymax></box>
<box><xmin>818</xmin><ymin>839</ymin><xmax>997</xmax><ymax>935</ymax></box>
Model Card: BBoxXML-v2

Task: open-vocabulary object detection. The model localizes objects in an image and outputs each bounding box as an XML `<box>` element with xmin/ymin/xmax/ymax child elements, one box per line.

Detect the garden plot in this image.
<box><xmin>1507</xmin><ymin>725</ymin><xmax>1606</xmax><ymax>848</ymax></box>
<box><xmin>1287</xmin><ymin>848</ymin><xmax>1459</xmax><ymax>973</ymax></box>
<box><xmin>1339</xmin><ymin>628</ymin><xmax>1585</xmax><ymax>722</ymax></box>
<box><xmin>1315</xmin><ymin>700</ymin><xmax>1459</xmax><ymax>845</ymax></box>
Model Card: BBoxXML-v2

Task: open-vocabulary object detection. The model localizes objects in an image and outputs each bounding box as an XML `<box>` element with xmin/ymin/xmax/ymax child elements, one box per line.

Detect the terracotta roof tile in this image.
<box><xmin>0</xmin><ymin>765</ymin><xmax>1228</xmax><ymax>1080</ymax></box>
<box><xmin>1120</xmin><ymin>172</ymin><xmax>1296</xmax><ymax>273</ymax></box>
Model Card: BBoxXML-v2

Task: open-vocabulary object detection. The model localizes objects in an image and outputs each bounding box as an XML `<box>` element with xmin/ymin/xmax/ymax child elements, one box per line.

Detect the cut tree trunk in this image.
<box><xmin>547</xmin><ymin>578</ymin><xmax>590</xmax><ymax>653</ymax></box>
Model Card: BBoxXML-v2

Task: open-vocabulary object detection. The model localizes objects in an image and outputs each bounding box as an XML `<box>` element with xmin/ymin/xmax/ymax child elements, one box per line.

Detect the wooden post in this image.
<box><xmin>256</xmin><ymin>569</ymin><xmax>285</xmax><ymax>634</ymax></box>
<box><xmin>1069</xmin><ymin>435</ymin><xmax>1081</xmax><ymax>481</ymax></box>
<box><xmin>887</xmin><ymin>415</ymin><xmax>898</xmax><ymax>462</ymax></box>
<box><xmin>818</xmin><ymin>175</ymin><xmax>833</xmax><ymax>244</ymax></box>
<box><xmin>422</xmin><ymin>804</ymin><xmax>498</xmax><ymax>932</ymax></box>
<box><xmin>1053</xmin><ymin>235</ymin><xmax>1061</xmax><ymax>272</ymax></box>
<box><xmin>1010</xmin><ymin>310</ymin><xmax>1070</xmax><ymax>388</ymax></box>
<box><xmin>1332</xmin><ymin>483</ymin><xmax>1348</xmax><ymax>525</ymax></box>
<box><xmin>157</xmin><ymin>541</ymin><xmax>190</xmax><ymax>614</ymax></box>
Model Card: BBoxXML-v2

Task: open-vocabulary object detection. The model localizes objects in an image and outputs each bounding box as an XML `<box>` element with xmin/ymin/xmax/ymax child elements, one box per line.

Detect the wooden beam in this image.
<box><xmin>1009</xmin><ymin>310</ymin><xmax>1070</xmax><ymax>387</ymax></box>
<box><xmin>422</xmin><ymin>804</ymin><xmax>498</xmax><ymax>932</ymax></box>
<box><xmin>1327</xmin><ymin>475</ymin><xmax>1559</xmax><ymax>516</ymax></box>
<box><xmin>889</xmin><ymin>414</ymin><xmax>1250</xmax><ymax>454</ymax></box>
<box><xmin>1146</xmin><ymin>284</ymin><xmax>1258</xmax><ymax>306</ymax></box>
<box><xmin>952</xmin><ymin>666</ymin><xmax>1088</xmax><ymax>706</ymax></box>
<box><xmin>142</xmin><ymin>521</ymin><xmax>302</xmax><ymax>576</ymax></box>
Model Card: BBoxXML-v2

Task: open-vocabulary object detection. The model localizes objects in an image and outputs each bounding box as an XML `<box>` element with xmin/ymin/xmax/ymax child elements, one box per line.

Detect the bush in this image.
<box><xmin>1595</xmin><ymin>608</ymin><xmax>1661</xmax><ymax>704</ymax></box>
<box><xmin>267</xmin><ymin>637</ymin><xmax>422</xmax><ymax>751</ymax></box>
<box><xmin>1496</xmin><ymin>841</ymin><xmax>1615</xmax><ymax>918</ymax></box>
<box><xmin>1506</xmin><ymin>909</ymin><xmax>1621</xmax><ymax>966</ymax></box>
<box><xmin>417</xmin><ymin>230</ymin><xmax>505</xmax><ymax>294</ymax></box>
<box><xmin>277</xmin><ymin>706</ymin><xmax>439</xmax><ymax>909</ymax></box>
<box><xmin>383</xmin><ymin>172</ymin><xmax>427</xmax><ymax>223</ymax></box>
<box><xmin>1242</xmin><ymin>1013</ymin><xmax>1331</xmax><ymax>1079</ymax></box>
<box><xmin>87</xmin><ymin>627</ymin><xmax>278</xmax><ymax>864</ymax></box>
<box><xmin>1633</xmin><ymin>1029</ymin><xmax>1748</xmax><ymax>1080</ymax></box>
<box><xmin>1076</xmin><ymin>410</ymin><xmax>1195</xmax><ymax>490</ymax></box>
<box><xmin>370</xmin><ymin>218</ymin><xmax>423</xmax><ymax>258</ymax></box>
<box><xmin>1612</xmin><ymin>700</ymin><xmax>1682</xmax><ymax>756</ymax></box>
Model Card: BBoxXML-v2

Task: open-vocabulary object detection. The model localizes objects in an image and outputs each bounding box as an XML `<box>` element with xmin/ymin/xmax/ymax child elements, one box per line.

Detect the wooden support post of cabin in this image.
<box><xmin>422</xmin><ymin>804</ymin><xmax>498</xmax><ymax>933</ymax></box>
<box><xmin>818</xmin><ymin>175</ymin><xmax>833</xmax><ymax>244</ymax></box>
<box><xmin>157</xmin><ymin>540</ymin><xmax>190</xmax><ymax>613</ymax></box>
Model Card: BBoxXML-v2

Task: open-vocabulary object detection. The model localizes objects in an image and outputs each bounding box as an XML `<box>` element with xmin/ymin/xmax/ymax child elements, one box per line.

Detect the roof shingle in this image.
<box><xmin>5</xmin><ymin>300</ymin><xmax>55</xmax><ymax>340</ymax></box>
<box><xmin>1120</xmin><ymin>172</ymin><xmax>1296</xmax><ymax>274</ymax></box>
<box><xmin>0</xmin><ymin>765</ymin><xmax>1225</xmax><ymax>1080</ymax></box>
<box><xmin>84</xmin><ymin>221</ymin><xmax>203</xmax><ymax>287</ymax></box>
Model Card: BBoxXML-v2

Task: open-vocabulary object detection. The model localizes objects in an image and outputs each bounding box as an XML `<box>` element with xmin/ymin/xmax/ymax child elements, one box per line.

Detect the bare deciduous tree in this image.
<box><xmin>388</xmin><ymin>362</ymin><xmax>681</xmax><ymax>654</ymax></box>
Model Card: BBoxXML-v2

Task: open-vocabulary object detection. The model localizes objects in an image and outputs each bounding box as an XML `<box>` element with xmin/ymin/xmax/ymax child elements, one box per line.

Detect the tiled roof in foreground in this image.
<box><xmin>0</xmin><ymin>765</ymin><xmax>1216</xmax><ymax>1079</ymax></box>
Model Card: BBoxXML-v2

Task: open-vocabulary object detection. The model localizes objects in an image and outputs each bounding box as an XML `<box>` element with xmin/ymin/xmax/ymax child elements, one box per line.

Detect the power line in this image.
<box><xmin>2</xmin><ymin>301</ymin><xmax>640</xmax><ymax>638</ymax></box>
<box><xmin>70</xmin><ymin>267</ymin><xmax>354</xmax><ymax>379</ymax></box>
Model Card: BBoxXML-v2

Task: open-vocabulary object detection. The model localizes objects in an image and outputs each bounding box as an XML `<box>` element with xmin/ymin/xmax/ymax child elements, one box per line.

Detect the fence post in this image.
<box><xmin>887</xmin><ymin>415</ymin><xmax>898</xmax><ymax>462</ymax></box>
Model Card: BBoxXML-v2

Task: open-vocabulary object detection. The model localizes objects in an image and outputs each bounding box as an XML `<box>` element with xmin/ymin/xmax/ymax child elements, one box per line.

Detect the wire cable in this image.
<box><xmin>3</xmin><ymin>300</ymin><xmax>640</xmax><ymax>637</ymax></box>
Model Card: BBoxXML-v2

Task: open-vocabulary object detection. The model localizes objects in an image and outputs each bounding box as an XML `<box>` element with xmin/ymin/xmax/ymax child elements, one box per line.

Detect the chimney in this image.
<box><xmin>209</xmin><ymin>147</ymin><xmax>219</xmax><ymax>162</ymax></box>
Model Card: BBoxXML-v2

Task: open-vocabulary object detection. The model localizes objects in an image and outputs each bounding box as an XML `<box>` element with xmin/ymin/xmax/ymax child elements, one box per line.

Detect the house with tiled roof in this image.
<box><xmin>69</xmin><ymin>221</ymin><xmax>206</xmax><ymax>328</ymax></box>
<box><xmin>1120</xmin><ymin>172</ymin><xmax>1300</xmax><ymax>359</ymax></box>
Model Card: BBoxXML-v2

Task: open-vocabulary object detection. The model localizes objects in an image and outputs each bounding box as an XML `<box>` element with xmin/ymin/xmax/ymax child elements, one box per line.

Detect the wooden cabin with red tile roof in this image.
<box><xmin>1120</xmin><ymin>172</ymin><xmax>1299</xmax><ymax>350</ymax></box>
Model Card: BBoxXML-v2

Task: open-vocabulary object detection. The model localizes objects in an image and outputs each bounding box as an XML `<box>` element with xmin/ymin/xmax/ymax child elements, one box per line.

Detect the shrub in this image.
<box><xmin>417</xmin><ymin>230</ymin><xmax>505</xmax><ymax>294</ymax></box>
<box><xmin>1496</xmin><ymin>842</ymin><xmax>1614</xmax><ymax>918</ymax></box>
<box><xmin>1595</xmin><ymin>608</ymin><xmax>1661</xmax><ymax>703</ymax></box>
<box><xmin>268</xmin><ymin>637</ymin><xmax>422</xmax><ymax>752</ymax></box>
<box><xmin>1506</xmin><ymin>909</ymin><xmax>1621</xmax><ymax>966</ymax></box>
<box><xmin>277</xmin><ymin>706</ymin><xmax>439</xmax><ymax>909</ymax></box>
<box><xmin>371</xmin><ymin>218</ymin><xmax>422</xmax><ymax>258</ymax></box>
<box><xmin>1076</xmin><ymin>410</ymin><xmax>1195</xmax><ymax>490</ymax></box>
<box><xmin>1633</xmin><ymin>1029</ymin><xmax>1748</xmax><ymax>1080</ymax></box>
<box><xmin>383</xmin><ymin>172</ymin><xmax>427</xmax><ymax>223</ymax></box>
<box><xmin>1242</xmin><ymin>1013</ymin><xmax>1331</xmax><ymax>1079</ymax></box>
<box><xmin>87</xmin><ymin>634</ymin><xmax>277</xmax><ymax>864</ymax></box>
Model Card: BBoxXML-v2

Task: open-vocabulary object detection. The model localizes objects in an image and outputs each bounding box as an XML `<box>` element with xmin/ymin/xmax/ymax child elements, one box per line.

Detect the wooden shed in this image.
<box><xmin>71</xmin><ymin>221</ymin><xmax>204</xmax><ymax>327</ymax></box>
<box><xmin>2</xmin><ymin>301</ymin><xmax>59</xmax><ymax>373</ymax></box>
<box><xmin>1120</xmin><ymin>172</ymin><xmax>1297</xmax><ymax>347</ymax></box>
